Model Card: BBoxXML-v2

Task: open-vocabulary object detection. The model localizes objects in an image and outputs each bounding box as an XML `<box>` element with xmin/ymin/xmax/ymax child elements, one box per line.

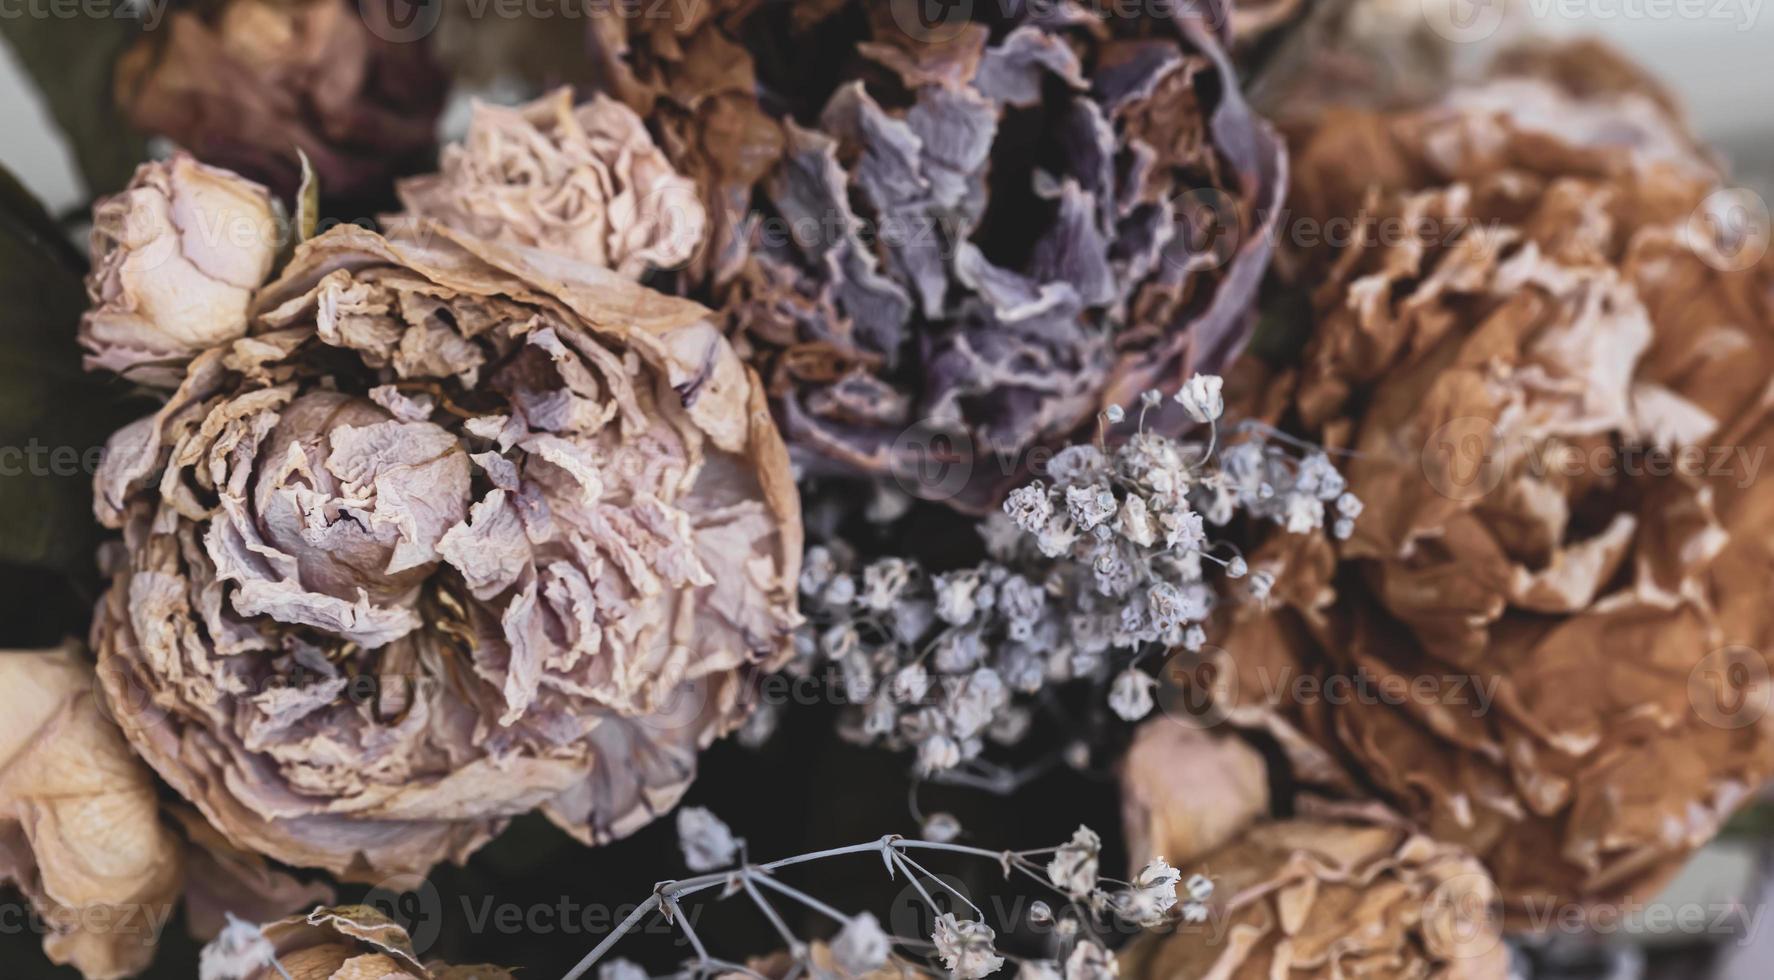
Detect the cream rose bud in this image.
<box><xmin>80</xmin><ymin>154</ymin><xmax>280</xmax><ymax>386</ymax></box>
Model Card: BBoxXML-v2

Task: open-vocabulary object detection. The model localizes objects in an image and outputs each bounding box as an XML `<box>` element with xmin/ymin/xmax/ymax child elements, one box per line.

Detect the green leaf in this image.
<box><xmin>0</xmin><ymin>12</ymin><xmax>147</xmax><ymax>199</ymax></box>
<box><xmin>0</xmin><ymin>163</ymin><xmax>154</xmax><ymax>578</ymax></box>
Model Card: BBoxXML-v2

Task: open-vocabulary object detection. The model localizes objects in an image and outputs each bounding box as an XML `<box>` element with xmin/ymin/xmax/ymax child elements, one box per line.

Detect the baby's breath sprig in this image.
<box><xmin>776</xmin><ymin>375</ymin><xmax>1361</xmax><ymax>782</ymax></box>
<box><xmin>569</xmin><ymin>810</ymin><xmax>1209</xmax><ymax>980</ymax></box>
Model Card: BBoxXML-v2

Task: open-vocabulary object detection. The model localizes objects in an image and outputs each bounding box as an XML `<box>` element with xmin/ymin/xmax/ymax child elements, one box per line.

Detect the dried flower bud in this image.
<box><xmin>1120</xmin><ymin>819</ymin><xmax>1509</xmax><ymax>980</ymax></box>
<box><xmin>932</xmin><ymin>913</ymin><xmax>1004</xmax><ymax>980</ymax></box>
<box><xmin>90</xmin><ymin>220</ymin><xmax>801</xmax><ymax>879</ymax></box>
<box><xmin>80</xmin><ymin>155</ymin><xmax>280</xmax><ymax>386</ymax></box>
<box><xmin>677</xmin><ymin>807</ymin><xmax>742</xmax><ymax>872</ymax></box>
<box><xmin>116</xmin><ymin>0</ymin><xmax>444</xmax><ymax>201</ymax></box>
<box><xmin>397</xmin><ymin>90</ymin><xmax>706</xmax><ymax>278</ymax></box>
<box><xmin>1046</xmin><ymin>826</ymin><xmax>1102</xmax><ymax>899</ymax></box>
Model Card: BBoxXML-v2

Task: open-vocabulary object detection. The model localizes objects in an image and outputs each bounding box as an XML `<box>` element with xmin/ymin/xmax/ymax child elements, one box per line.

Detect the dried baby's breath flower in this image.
<box><xmin>932</xmin><ymin>914</ymin><xmax>1004</xmax><ymax>980</ymax></box>
<box><xmin>677</xmin><ymin>807</ymin><xmax>744</xmax><ymax>873</ymax></box>
<box><xmin>783</xmin><ymin>381</ymin><xmax>1355</xmax><ymax>776</ymax></box>
<box><xmin>1046</xmin><ymin>826</ymin><xmax>1102</xmax><ymax>900</ymax></box>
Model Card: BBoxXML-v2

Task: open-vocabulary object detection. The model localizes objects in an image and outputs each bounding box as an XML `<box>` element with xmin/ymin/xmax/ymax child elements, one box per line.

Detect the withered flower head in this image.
<box><xmin>116</xmin><ymin>0</ymin><xmax>444</xmax><ymax>201</ymax></box>
<box><xmin>203</xmin><ymin>905</ymin><xmax>512</xmax><ymax>980</ymax></box>
<box><xmin>81</xmin><ymin>155</ymin><xmax>281</xmax><ymax>387</ymax></box>
<box><xmin>1118</xmin><ymin>817</ymin><xmax>1510</xmax><ymax>979</ymax></box>
<box><xmin>90</xmin><ymin>218</ymin><xmax>801</xmax><ymax>879</ymax></box>
<box><xmin>1119</xmin><ymin>721</ymin><xmax>1270</xmax><ymax>871</ymax></box>
<box><xmin>1213</xmin><ymin>44</ymin><xmax>1774</xmax><ymax>917</ymax></box>
<box><xmin>589</xmin><ymin>0</ymin><xmax>1285</xmax><ymax>511</ymax></box>
<box><xmin>0</xmin><ymin>642</ymin><xmax>183</xmax><ymax>980</ymax></box>
<box><xmin>396</xmin><ymin>89</ymin><xmax>707</xmax><ymax>278</ymax></box>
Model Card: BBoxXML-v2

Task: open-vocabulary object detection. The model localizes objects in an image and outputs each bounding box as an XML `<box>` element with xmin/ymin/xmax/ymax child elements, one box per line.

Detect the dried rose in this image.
<box><xmin>0</xmin><ymin>642</ymin><xmax>183</xmax><ymax>980</ymax></box>
<box><xmin>396</xmin><ymin>89</ymin><xmax>706</xmax><ymax>278</ymax></box>
<box><xmin>80</xmin><ymin>155</ymin><xmax>281</xmax><ymax>387</ymax></box>
<box><xmin>90</xmin><ymin>218</ymin><xmax>802</xmax><ymax>879</ymax></box>
<box><xmin>115</xmin><ymin>0</ymin><xmax>443</xmax><ymax>202</ymax></box>
<box><xmin>1117</xmin><ymin>818</ymin><xmax>1510</xmax><ymax>979</ymax></box>
<box><xmin>589</xmin><ymin>1</ymin><xmax>1285</xmax><ymax>511</ymax></box>
<box><xmin>1209</xmin><ymin>45</ymin><xmax>1774</xmax><ymax>918</ymax></box>
<box><xmin>201</xmin><ymin>905</ymin><xmax>513</xmax><ymax>980</ymax></box>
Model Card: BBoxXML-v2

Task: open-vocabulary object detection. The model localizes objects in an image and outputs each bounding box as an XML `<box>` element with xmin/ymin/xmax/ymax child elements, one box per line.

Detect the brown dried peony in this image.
<box><xmin>1209</xmin><ymin>46</ymin><xmax>1774</xmax><ymax>918</ymax></box>
<box><xmin>115</xmin><ymin>0</ymin><xmax>444</xmax><ymax>201</ymax></box>
<box><xmin>1120</xmin><ymin>720</ymin><xmax>1270</xmax><ymax>871</ymax></box>
<box><xmin>203</xmin><ymin>905</ymin><xmax>512</xmax><ymax>980</ymax></box>
<box><xmin>89</xmin><ymin>216</ymin><xmax>801</xmax><ymax>880</ymax></box>
<box><xmin>589</xmin><ymin>0</ymin><xmax>1285</xmax><ymax>511</ymax></box>
<box><xmin>396</xmin><ymin>89</ymin><xmax>706</xmax><ymax>279</ymax></box>
<box><xmin>1117</xmin><ymin>817</ymin><xmax>1510</xmax><ymax>979</ymax></box>
<box><xmin>80</xmin><ymin>155</ymin><xmax>282</xmax><ymax>387</ymax></box>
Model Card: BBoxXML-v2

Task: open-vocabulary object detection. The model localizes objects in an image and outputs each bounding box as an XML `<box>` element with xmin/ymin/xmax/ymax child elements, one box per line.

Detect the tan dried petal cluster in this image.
<box><xmin>397</xmin><ymin>89</ymin><xmax>706</xmax><ymax>279</ymax></box>
<box><xmin>1211</xmin><ymin>46</ymin><xmax>1774</xmax><ymax>916</ymax></box>
<box><xmin>115</xmin><ymin>0</ymin><xmax>442</xmax><ymax>200</ymax></box>
<box><xmin>217</xmin><ymin>905</ymin><xmax>512</xmax><ymax>980</ymax></box>
<box><xmin>80</xmin><ymin>155</ymin><xmax>281</xmax><ymax>387</ymax></box>
<box><xmin>1120</xmin><ymin>721</ymin><xmax>1270</xmax><ymax>870</ymax></box>
<box><xmin>0</xmin><ymin>642</ymin><xmax>182</xmax><ymax>979</ymax></box>
<box><xmin>90</xmin><ymin>218</ymin><xmax>802</xmax><ymax>880</ymax></box>
<box><xmin>1118</xmin><ymin>818</ymin><xmax>1510</xmax><ymax>980</ymax></box>
<box><xmin>0</xmin><ymin>643</ymin><xmax>328</xmax><ymax>980</ymax></box>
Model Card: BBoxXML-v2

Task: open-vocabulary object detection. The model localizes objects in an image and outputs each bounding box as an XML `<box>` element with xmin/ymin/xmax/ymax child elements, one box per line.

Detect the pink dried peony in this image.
<box><xmin>90</xmin><ymin>217</ymin><xmax>801</xmax><ymax>879</ymax></box>
<box><xmin>80</xmin><ymin>155</ymin><xmax>281</xmax><ymax>387</ymax></box>
<box><xmin>397</xmin><ymin>89</ymin><xmax>706</xmax><ymax>279</ymax></box>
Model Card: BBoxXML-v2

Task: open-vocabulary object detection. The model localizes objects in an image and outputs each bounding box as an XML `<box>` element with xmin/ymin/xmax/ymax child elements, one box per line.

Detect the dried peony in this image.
<box><xmin>1118</xmin><ymin>818</ymin><xmax>1510</xmax><ymax>979</ymax></box>
<box><xmin>396</xmin><ymin>89</ymin><xmax>706</xmax><ymax>278</ymax></box>
<box><xmin>1210</xmin><ymin>45</ymin><xmax>1774</xmax><ymax>918</ymax></box>
<box><xmin>80</xmin><ymin>155</ymin><xmax>281</xmax><ymax>387</ymax></box>
<box><xmin>115</xmin><ymin>0</ymin><xmax>444</xmax><ymax>201</ymax></box>
<box><xmin>0</xmin><ymin>642</ymin><xmax>183</xmax><ymax>980</ymax></box>
<box><xmin>200</xmin><ymin>905</ymin><xmax>513</xmax><ymax>980</ymax></box>
<box><xmin>589</xmin><ymin>0</ymin><xmax>1285</xmax><ymax>511</ymax></box>
<box><xmin>89</xmin><ymin>217</ymin><xmax>801</xmax><ymax>879</ymax></box>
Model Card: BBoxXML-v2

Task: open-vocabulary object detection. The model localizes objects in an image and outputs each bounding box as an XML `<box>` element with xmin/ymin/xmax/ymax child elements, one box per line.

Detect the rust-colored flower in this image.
<box><xmin>80</xmin><ymin>155</ymin><xmax>281</xmax><ymax>387</ymax></box>
<box><xmin>1208</xmin><ymin>45</ymin><xmax>1774</xmax><ymax>918</ymax></box>
<box><xmin>90</xmin><ymin>217</ymin><xmax>801</xmax><ymax>879</ymax></box>
<box><xmin>589</xmin><ymin>0</ymin><xmax>1285</xmax><ymax>511</ymax></box>
<box><xmin>1118</xmin><ymin>817</ymin><xmax>1510</xmax><ymax>979</ymax></box>
<box><xmin>396</xmin><ymin>89</ymin><xmax>706</xmax><ymax>278</ymax></box>
<box><xmin>115</xmin><ymin>0</ymin><xmax>443</xmax><ymax>201</ymax></box>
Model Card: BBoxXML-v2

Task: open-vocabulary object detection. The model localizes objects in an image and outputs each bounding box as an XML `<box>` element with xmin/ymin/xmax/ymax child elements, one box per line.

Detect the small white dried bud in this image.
<box><xmin>832</xmin><ymin>912</ymin><xmax>892</xmax><ymax>975</ymax></box>
<box><xmin>1046</xmin><ymin>826</ymin><xmax>1102</xmax><ymax>898</ymax></box>
<box><xmin>1108</xmin><ymin>669</ymin><xmax>1157</xmax><ymax>722</ymax></box>
<box><xmin>1103</xmin><ymin>404</ymin><xmax>1126</xmax><ymax>424</ymax></box>
<box><xmin>923</xmin><ymin>812</ymin><xmax>963</xmax><ymax>843</ymax></box>
<box><xmin>676</xmin><ymin>806</ymin><xmax>741</xmax><ymax>872</ymax></box>
<box><xmin>1174</xmin><ymin>374</ymin><xmax>1224</xmax><ymax>423</ymax></box>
